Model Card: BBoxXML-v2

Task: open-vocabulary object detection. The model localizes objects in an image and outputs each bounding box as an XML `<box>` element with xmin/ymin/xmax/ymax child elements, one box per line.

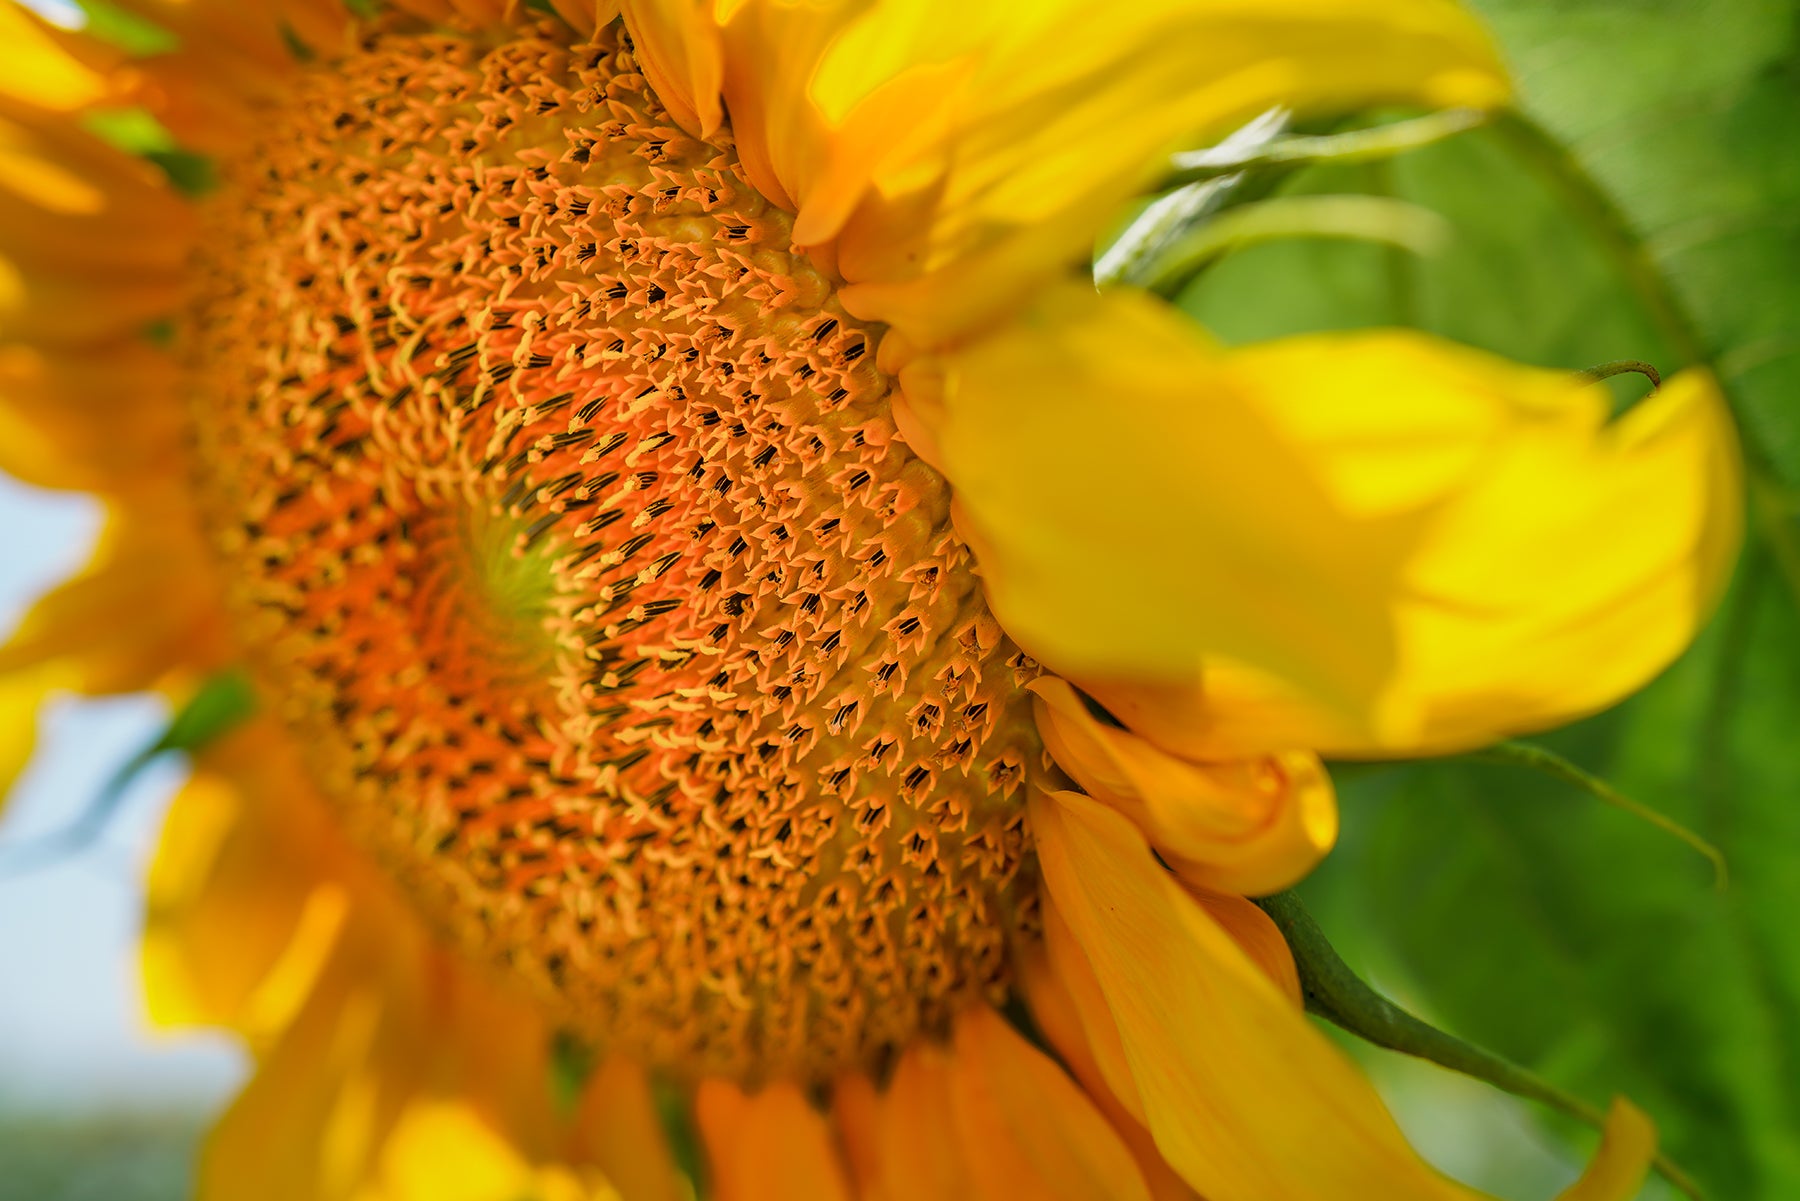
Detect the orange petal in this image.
<box><xmin>623</xmin><ymin>0</ymin><xmax>724</xmax><ymax>140</ymax></box>
<box><xmin>550</xmin><ymin>0</ymin><xmax>624</xmax><ymax>37</ymax></box>
<box><xmin>840</xmin><ymin>1043</ymin><xmax>972</xmax><ymax>1201</ymax></box>
<box><xmin>1184</xmin><ymin>885</ymin><xmax>1301</xmax><ymax>1006</ymax></box>
<box><xmin>567</xmin><ymin>1056</ymin><xmax>684</xmax><ymax>1201</ymax></box>
<box><xmin>947</xmin><ymin>1004</ymin><xmax>1153</xmax><ymax>1201</ymax></box>
<box><xmin>1016</xmin><ymin>946</ymin><xmax>1202</xmax><ymax>1201</ymax></box>
<box><xmin>695</xmin><ymin>1079</ymin><xmax>853</xmax><ymax>1201</ymax></box>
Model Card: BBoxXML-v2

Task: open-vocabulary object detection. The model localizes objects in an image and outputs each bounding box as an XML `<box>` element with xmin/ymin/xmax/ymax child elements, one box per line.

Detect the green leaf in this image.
<box><xmin>1470</xmin><ymin>0</ymin><xmax>1800</xmax><ymax>489</ymax></box>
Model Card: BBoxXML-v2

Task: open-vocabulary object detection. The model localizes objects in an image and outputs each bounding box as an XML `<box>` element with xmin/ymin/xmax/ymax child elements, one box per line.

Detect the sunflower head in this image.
<box><xmin>183</xmin><ymin>16</ymin><xmax>1044</xmax><ymax>1084</ymax></box>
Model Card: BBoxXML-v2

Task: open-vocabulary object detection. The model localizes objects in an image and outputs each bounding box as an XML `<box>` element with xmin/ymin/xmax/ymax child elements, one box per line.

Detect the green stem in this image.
<box><xmin>1256</xmin><ymin>890</ymin><xmax>1707</xmax><ymax>1201</ymax></box>
<box><xmin>1467</xmin><ymin>740</ymin><xmax>1728</xmax><ymax>890</ymax></box>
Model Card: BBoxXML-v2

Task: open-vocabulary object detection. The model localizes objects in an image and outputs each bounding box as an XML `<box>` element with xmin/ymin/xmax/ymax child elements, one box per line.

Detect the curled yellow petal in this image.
<box><xmin>1031</xmin><ymin>675</ymin><xmax>1335</xmax><ymax>895</ymax></box>
<box><xmin>1555</xmin><ymin>1099</ymin><xmax>1656</xmax><ymax>1201</ymax></box>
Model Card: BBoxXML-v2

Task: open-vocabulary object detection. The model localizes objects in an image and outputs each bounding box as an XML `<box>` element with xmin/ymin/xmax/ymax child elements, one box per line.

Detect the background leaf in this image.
<box><xmin>1178</xmin><ymin>2</ymin><xmax>1800</xmax><ymax>1196</ymax></box>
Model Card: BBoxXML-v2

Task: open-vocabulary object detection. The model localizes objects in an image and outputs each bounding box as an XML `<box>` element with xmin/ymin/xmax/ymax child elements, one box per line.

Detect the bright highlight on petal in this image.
<box><xmin>0</xmin><ymin>4</ymin><xmax>108</xmax><ymax>111</ymax></box>
<box><xmin>687</xmin><ymin>0</ymin><xmax>1509</xmax><ymax>347</ymax></box>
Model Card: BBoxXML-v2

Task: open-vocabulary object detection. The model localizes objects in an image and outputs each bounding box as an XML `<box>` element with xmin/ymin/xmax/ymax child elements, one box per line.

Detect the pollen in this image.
<box><xmin>179</xmin><ymin>19</ymin><xmax>1044</xmax><ymax>1082</ymax></box>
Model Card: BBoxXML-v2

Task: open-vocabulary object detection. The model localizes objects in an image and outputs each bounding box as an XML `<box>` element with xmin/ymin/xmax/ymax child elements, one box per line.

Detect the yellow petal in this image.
<box><xmin>1183</xmin><ymin>884</ymin><xmax>1302</xmax><ymax>1005</ymax></box>
<box><xmin>1111</xmin><ymin>338</ymin><xmax>1743</xmax><ymax>758</ymax></box>
<box><xmin>550</xmin><ymin>0</ymin><xmax>624</xmax><ymax>38</ymax></box>
<box><xmin>142</xmin><ymin>763</ymin><xmax>343</xmax><ymax>1039</ymax></box>
<box><xmin>947</xmin><ymin>1004</ymin><xmax>1153</xmax><ymax>1201</ymax></box>
<box><xmin>916</xmin><ymin>284</ymin><xmax>1417</xmax><ymax>728</ymax></box>
<box><xmin>0</xmin><ymin>4</ymin><xmax>109</xmax><ymax>111</ymax></box>
<box><xmin>198</xmin><ymin>946</ymin><xmax>415</xmax><ymax>1201</ymax></box>
<box><xmin>1038</xmin><ymin>890</ymin><xmax>1146</xmax><ymax>1124</ymax></box>
<box><xmin>0</xmin><ymin>341</ymin><xmax>187</xmax><ymax>492</ymax></box>
<box><xmin>353</xmin><ymin>1100</ymin><xmax>537</xmax><ymax>1201</ymax></box>
<box><xmin>1029</xmin><ymin>786</ymin><xmax>1657</xmax><ymax>1200</ymax></box>
<box><xmin>1031</xmin><ymin>675</ymin><xmax>1335</xmax><ymax>895</ymax></box>
<box><xmin>695</xmin><ymin>1079</ymin><xmax>852</xmax><ymax>1201</ymax></box>
<box><xmin>0</xmin><ymin>665</ymin><xmax>55</xmax><ymax>811</ymax></box>
<box><xmin>924</xmin><ymin>289</ymin><xmax>1740</xmax><ymax>755</ymax></box>
<box><xmin>0</xmin><ymin>501</ymin><xmax>228</xmax><ymax>694</ymax></box>
<box><xmin>697</xmin><ymin>0</ymin><xmax>1505</xmax><ymax>347</ymax></box>
<box><xmin>1013</xmin><ymin>948</ymin><xmax>1196</xmax><ymax>1201</ymax></box>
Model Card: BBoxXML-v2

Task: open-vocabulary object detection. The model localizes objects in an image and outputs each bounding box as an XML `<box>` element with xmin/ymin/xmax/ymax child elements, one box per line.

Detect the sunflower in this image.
<box><xmin>0</xmin><ymin>0</ymin><xmax>1741</xmax><ymax>1198</ymax></box>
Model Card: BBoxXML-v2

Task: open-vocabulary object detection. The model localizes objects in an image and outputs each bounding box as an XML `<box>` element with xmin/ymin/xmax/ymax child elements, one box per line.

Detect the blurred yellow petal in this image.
<box><xmin>142</xmin><ymin>763</ymin><xmax>344</xmax><ymax>1039</ymax></box>
<box><xmin>0</xmin><ymin>666</ymin><xmax>56</xmax><ymax>810</ymax></box>
<box><xmin>696</xmin><ymin>1079</ymin><xmax>852</xmax><ymax>1201</ymax></box>
<box><xmin>352</xmin><ymin>1100</ymin><xmax>614</xmax><ymax>1201</ymax></box>
<box><xmin>549</xmin><ymin>0</ymin><xmax>623</xmax><ymax>38</ymax></box>
<box><xmin>0</xmin><ymin>503</ymin><xmax>227</xmax><ymax>694</ymax></box>
<box><xmin>1029</xmin><ymin>786</ymin><xmax>1657</xmax><ymax>1201</ymax></box>
<box><xmin>1031</xmin><ymin>675</ymin><xmax>1335</xmax><ymax>895</ymax></box>
<box><xmin>690</xmin><ymin>0</ymin><xmax>1505</xmax><ymax>348</ymax></box>
<box><xmin>199</xmin><ymin>950</ymin><xmax>413</xmax><ymax>1201</ymax></box>
<box><xmin>0</xmin><ymin>4</ymin><xmax>109</xmax><ymax>111</ymax></box>
<box><xmin>0</xmin><ymin>341</ymin><xmax>187</xmax><ymax>492</ymax></box>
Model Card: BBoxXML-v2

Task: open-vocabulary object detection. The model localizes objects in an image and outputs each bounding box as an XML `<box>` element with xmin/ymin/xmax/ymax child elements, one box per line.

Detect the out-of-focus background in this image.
<box><xmin>0</xmin><ymin>476</ymin><xmax>246</xmax><ymax>1200</ymax></box>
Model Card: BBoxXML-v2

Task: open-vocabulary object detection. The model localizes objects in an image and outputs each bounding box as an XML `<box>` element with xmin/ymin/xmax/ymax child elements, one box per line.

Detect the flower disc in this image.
<box><xmin>181</xmin><ymin>21</ymin><xmax>1044</xmax><ymax>1082</ymax></box>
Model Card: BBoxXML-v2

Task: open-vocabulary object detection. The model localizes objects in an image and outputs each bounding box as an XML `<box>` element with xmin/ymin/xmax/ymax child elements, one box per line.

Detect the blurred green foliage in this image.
<box><xmin>1184</xmin><ymin>2</ymin><xmax>1800</xmax><ymax>1197</ymax></box>
<box><xmin>0</xmin><ymin>1112</ymin><xmax>207</xmax><ymax>1201</ymax></box>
